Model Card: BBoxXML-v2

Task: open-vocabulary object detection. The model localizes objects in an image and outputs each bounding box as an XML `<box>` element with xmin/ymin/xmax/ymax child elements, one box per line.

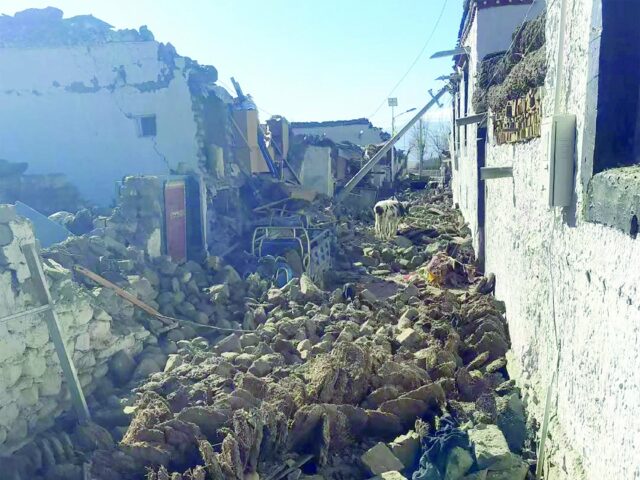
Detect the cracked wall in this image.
<box><xmin>0</xmin><ymin>205</ymin><xmax>149</xmax><ymax>455</ymax></box>
<box><xmin>0</xmin><ymin>41</ymin><xmax>202</xmax><ymax>205</ymax></box>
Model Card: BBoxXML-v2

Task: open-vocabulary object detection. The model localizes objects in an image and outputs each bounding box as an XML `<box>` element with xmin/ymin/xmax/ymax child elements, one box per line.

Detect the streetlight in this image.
<box><xmin>395</xmin><ymin>107</ymin><xmax>417</xmax><ymax>119</ymax></box>
<box><xmin>390</xmin><ymin>105</ymin><xmax>417</xmax><ymax>183</ymax></box>
<box><xmin>388</xmin><ymin>98</ymin><xmax>398</xmax><ymax>185</ymax></box>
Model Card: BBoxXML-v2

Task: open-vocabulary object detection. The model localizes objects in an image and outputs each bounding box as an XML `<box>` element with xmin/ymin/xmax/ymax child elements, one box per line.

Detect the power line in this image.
<box><xmin>367</xmin><ymin>0</ymin><xmax>449</xmax><ymax>120</ymax></box>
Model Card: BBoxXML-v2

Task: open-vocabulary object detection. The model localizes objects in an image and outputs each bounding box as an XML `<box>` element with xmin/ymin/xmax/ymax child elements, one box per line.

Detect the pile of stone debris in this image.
<box><xmin>334</xmin><ymin>189</ymin><xmax>476</xmax><ymax>278</ymax></box>
<box><xmin>5</xmin><ymin>187</ymin><xmax>534</xmax><ymax>480</ymax></box>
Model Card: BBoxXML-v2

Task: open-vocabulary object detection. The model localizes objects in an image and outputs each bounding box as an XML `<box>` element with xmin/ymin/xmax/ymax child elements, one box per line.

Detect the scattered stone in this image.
<box><xmin>469</xmin><ymin>424</ymin><xmax>524</xmax><ymax>473</ymax></box>
<box><xmin>216</xmin><ymin>333</ymin><xmax>242</xmax><ymax>353</ymax></box>
<box><xmin>300</xmin><ymin>274</ymin><xmax>323</xmax><ymax>302</ymax></box>
<box><xmin>485</xmin><ymin>357</ymin><xmax>506</xmax><ymax>374</ymax></box>
<box><xmin>444</xmin><ymin>446</ymin><xmax>474</xmax><ymax>480</ymax></box>
<box><xmin>132</xmin><ymin>357</ymin><xmax>162</xmax><ymax>379</ymax></box>
<box><xmin>396</xmin><ymin>328</ymin><xmax>420</xmax><ymax>349</ymax></box>
<box><xmin>467</xmin><ymin>351</ymin><xmax>490</xmax><ymax>370</ymax></box>
<box><xmin>361</xmin><ymin>442</ymin><xmax>405</xmax><ymax>475</ymax></box>
<box><xmin>496</xmin><ymin>393</ymin><xmax>526</xmax><ymax>452</ymax></box>
<box><xmin>360</xmin><ymin>289</ymin><xmax>379</xmax><ymax>304</ymax></box>
<box><xmin>163</xmin><ymin>354</ymin><xmax>183</xmax><ymax>373</ymax></box>
<box><xmin>377</xmin><ymin>472</ymin><xmax>407</xmax><ymax>480</ymax></box>
<box><xmin>248</xmin><ymin>357</ymin><xmax>273</xmax><ymax>377</ymax></box>
<box><xmin>389</xmin><ymin>431</ymin><xmax>420</xmax><ymax>469</ymax></box>
<box><xmin>108</xmin><ymin>350</ymin><xmax>136</xmax><ymax>386</ymax></box>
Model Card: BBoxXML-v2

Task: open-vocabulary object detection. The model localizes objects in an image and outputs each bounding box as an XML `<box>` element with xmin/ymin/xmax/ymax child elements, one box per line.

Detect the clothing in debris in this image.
<box><xmin>412</xmin><ymin>415</ymin><xmax>471</xmax><ymax>480</ymax></box>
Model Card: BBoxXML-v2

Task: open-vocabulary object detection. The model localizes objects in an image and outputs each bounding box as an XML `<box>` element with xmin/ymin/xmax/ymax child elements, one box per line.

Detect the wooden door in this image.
<box><xmin>164</xmin><ymin>180</ymin><xmax>187</xmax><ymax>262</ymax></box>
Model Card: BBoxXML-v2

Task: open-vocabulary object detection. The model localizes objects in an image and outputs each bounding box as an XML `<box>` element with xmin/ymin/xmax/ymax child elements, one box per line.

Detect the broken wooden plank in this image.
<box><xmin>74</xmin><ymin>265</ymin><xmax>174</xmax><ymax>326</ymax></box>
<box><xmin>74</xmin><ymin>264</ymin><xmax>254</xmax><ymax>334</ymax></box>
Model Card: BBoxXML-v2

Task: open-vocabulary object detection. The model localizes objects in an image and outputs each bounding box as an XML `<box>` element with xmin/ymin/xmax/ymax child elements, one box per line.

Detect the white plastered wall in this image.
<box><xmin>459</xmin><ymin>0</ymin><xmax>640</xmax><ymax>478</ymax></box>
<box><xmin>0</xmin><ymin>42</ymin><xmax>201</xmax><ymax>205</ymax></box>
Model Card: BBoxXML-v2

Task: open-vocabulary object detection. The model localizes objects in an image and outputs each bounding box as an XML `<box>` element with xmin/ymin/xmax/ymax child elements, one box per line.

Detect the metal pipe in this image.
<box><xmin>553</xmin><ymin>0</ymin><xmax>568</xmax><ymax>114</ymax></box>
<box><xmin>336</xmin><ymin>85</ymin><xmax>448</xmax><ymax>203</ymax></box>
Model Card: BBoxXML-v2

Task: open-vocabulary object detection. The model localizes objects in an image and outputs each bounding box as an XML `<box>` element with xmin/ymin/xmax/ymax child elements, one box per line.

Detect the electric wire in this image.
<box><xmin>366</xmin><ymin>0</ymin><xmax>449</xmax><ymax>120</ymax></box>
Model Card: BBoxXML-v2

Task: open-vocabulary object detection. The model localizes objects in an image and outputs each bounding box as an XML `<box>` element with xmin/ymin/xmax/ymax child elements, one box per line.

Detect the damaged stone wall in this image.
<box><xmin>291</xmin><ymin>119</ymin><xmax>389</xmax><ymax>147</ymax></box>
<box><xmin>0</xmin><ymin>160</ymin><xmax>86</xmax><ymax>216</ymax></box>
<box><xmin>454</xmin><ymin>0</ymin><xmax>640</xmax><ymax>478</ymax></box>
<box><xmin>0</xmin><ymin>206</ymin><xmax>149</xmax><ymax>454</ymax></box>
<box><xmin>299</xmin><ymin>146</ymin><xmax>334</xmax><ymax>197</ymax></box>
<box><xmin>0</xmin><ymin>10</ymin><xmax>217</xmax><ymax>206</ymax></box>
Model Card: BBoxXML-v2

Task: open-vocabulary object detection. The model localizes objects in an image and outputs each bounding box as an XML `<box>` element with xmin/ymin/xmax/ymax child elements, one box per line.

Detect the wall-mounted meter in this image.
<box><xmin>543</xmin><ymin>114</ymin><xmax>576</xmax><ymax>207</ymax></box>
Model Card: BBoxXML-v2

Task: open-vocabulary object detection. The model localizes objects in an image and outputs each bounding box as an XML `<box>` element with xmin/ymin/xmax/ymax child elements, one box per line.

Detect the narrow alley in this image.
<box><xmin>1</xmin><ymin>1</ymin><xmax>639</xmax><ymax>479</ymax></box>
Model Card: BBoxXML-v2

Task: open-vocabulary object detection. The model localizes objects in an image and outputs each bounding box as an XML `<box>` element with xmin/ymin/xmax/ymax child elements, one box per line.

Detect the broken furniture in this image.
<box><xmin>252</xmin><ymin>214</ymin><xmax>333</xmax><ymax>286</ymax></box>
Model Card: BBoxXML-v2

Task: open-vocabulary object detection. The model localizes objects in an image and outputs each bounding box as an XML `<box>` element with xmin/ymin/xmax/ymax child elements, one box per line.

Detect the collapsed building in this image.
<box><xmin>0</xmin><ymin>7</ymin><xmax>403</xmax><ymax>257</ymax></box>
<box><xmin>448</xmin><ymin>0</ymin><xmax>640</xmax><ymax>478</ymax></box>
<box><xmin>288</xmin><ymin>119</ymin><xmax>407</xmax><ymax>204</ymax></box>
<box><xmin>0</xmin><ymin>4</ymin><xmax>583</xmax><ymax>480</ymax></box>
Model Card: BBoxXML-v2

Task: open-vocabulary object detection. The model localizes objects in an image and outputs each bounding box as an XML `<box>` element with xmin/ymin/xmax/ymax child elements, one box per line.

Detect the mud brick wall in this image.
<box><xmin>0</xmin><ymin>205</ymin><xmax>148</xmax><ymax>454</ymax></box>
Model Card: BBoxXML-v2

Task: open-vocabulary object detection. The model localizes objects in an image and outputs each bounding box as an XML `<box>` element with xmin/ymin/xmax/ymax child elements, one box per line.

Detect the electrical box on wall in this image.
<box><xmin>544</xmin><ymin>114</ymin><xmax>576</xmax><ymax>207</ymax></box>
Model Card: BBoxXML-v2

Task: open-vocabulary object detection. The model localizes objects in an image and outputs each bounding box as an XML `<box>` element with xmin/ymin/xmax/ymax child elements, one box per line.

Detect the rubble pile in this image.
<box><xmin>334</xmin><ymin>189</ymin><xmax>475</xmax><ymax>278</ymax></box>
<box><xmin>4</xmin><ymin>187</ymin><xmax>533</xmax><ymax>480</ymax></box>
<box><xmin>0</xmin><ymin>7</ymin><xmax>155</xmax><ymax>48</ymax></box>
<box><xmin>45</xmin><ymin>176</ymin><xmax>250</xmax><ymax>331</ymax></box>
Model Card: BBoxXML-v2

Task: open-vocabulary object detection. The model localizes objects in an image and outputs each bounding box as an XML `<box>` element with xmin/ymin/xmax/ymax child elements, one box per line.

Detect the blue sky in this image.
<box><xmin>1</xmin><ymin>0</ymin><xmax>462</xmax><ymax>135</ymax></box>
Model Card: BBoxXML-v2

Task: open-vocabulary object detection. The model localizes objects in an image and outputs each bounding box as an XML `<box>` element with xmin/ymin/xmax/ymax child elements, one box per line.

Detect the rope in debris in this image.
<box><xmin>73</xmin><ymin>265</ymin><xmax>255</xmax><ymax>333</ymax></box>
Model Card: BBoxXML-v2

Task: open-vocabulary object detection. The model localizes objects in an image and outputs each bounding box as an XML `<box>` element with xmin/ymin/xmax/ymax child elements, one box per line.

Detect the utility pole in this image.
<box><xmin>388</xmin><ymin>97</ymin><xmax>398</xmax><ymax>185</ymax></box>
<box><xmin>336</xmin><ymin>85</ymin><xmax>447</xmax><ymax>203</ymax></box>
<box><xmin>418</xmin><ymin>118</ymin><xmax>424</xmax><ymax>178</ymax></box>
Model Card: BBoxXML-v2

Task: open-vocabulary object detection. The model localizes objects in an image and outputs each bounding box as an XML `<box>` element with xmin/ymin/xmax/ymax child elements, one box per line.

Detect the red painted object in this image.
<box><xmin>164</xmin><ymin>180</ymin><xmax>187</xmax><ymax>262</ymax></box>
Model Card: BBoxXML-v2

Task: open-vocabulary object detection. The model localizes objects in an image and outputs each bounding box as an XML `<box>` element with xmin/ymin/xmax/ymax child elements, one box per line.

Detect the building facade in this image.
<box><xmin>0</xmin><ymin>8</ymin><xmax>234</xmax><ymax>207</ymax></box>
<box><xmin>450</xmin><ymin>1</ymin><xmax>640</xmax><ymax>479</ymax></box>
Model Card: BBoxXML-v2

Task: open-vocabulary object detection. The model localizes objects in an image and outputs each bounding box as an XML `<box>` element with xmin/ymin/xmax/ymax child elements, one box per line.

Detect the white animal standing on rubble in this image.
<box><xmin>374</xmin><ymin>198</ymin><xmax>409</xmax><ymax>239</ymax></box>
